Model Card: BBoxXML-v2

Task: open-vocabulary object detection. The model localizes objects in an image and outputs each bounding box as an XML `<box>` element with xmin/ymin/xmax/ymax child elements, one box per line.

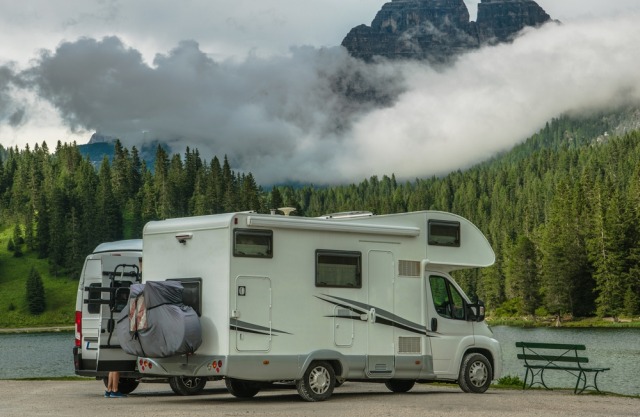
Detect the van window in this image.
<box><xmin>429</xmin><ymin>275</ymin><xmax>466</xmax><ymax>320</ymax></box>
<box><xmin>316</xmin><ymin>250</ymin><xmax>361</xmax><ymax>288</ymax></box>
<box><xmin>112</xmin><ymin>285</ymin><xmax>130</xmax><ymax>313</ymax></box>
<box><xmin>234</xmin><ymin>229</ymin><xmax>273</xmax><ymax>258</ymax></box>
<box><xmin>428</xmin><ymin>220</ymin><xmax>460</xmax><ymax>247</ymax></box>
<box><xmin>87</xmin><ymin>283</ymin><xmax>102</xmax><ymax>314</ymax></box>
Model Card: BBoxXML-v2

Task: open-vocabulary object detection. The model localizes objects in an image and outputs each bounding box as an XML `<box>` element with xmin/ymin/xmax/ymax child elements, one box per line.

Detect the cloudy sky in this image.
<box><xmin>1</xmin><ymin>0</ymin><xmax>640</xmax><ymax>184</ymax></box>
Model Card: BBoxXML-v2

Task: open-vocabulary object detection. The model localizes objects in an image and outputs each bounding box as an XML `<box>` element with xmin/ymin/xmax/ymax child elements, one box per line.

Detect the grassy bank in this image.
<box><xmin>0</xmin><ymin>227</ymin><xmax>77</xmax><ymax>328</ymax></box>
<box><xmin>487</xmin><ymin>316</ymin><xmax>640</xmax><ymax>328</ymax></box>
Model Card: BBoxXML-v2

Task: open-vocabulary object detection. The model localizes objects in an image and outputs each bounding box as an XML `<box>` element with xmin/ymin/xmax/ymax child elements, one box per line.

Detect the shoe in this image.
<box><xmin>110</xmin><ymin>391</ymin><xmax>127</xmax><ymax>398</ymax></box>
<box><xmin>104</xmin><ymin>391</ymin><xmax>111</xmax><ymax>398</ymax></box>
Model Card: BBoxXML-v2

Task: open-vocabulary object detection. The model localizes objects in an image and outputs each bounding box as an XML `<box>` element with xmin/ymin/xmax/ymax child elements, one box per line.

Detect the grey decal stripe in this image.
<box><xmin>317</xmin><ymin>294</ymin><xmax>434</xmax><ymax>336</ymax></box>
<box><xmin>230</xmin><ymin>319</ymin><xmax>292</xmax><ymax>335</ymax></box>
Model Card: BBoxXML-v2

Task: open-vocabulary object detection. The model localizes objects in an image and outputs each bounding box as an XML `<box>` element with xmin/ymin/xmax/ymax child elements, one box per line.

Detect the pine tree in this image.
<box><xmin>504</xmin><ymin>235</ymin><xmax>539</xmax><ymax>315</ymax></box>
<box><xmin>26</xmin><ymin>267</ymin><xmax>46</xmax><ymax>315</ymax></box>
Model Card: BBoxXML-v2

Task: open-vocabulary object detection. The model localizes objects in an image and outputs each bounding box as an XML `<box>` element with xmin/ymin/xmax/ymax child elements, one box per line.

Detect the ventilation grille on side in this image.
<box><xmin>398</xmin><ymin>337</ymin><xmax>421</xmax><ymax>354</ymax></box>
<box><xmin>398</xmin><ymin>260</ymin><xmax>421</xmax><ymax>277</ymax></box>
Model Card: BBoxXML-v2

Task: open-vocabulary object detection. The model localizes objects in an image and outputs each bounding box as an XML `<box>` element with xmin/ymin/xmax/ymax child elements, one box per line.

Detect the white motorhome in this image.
<box><xmin>73</xmin><ymin>240</ymin><xmax>207</xmax><ymax>395</ymax></box>
<box><xmin>137</xmin><ymin>210</ymin><xmax>502</xmax><ymax>401</ymax></box>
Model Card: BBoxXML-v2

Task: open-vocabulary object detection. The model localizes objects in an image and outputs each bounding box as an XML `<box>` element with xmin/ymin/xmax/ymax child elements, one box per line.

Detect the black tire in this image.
<box><xmin>225</xmin><ymin>378</ymin><xmax>260</xmax><ymax>398</ymax></box>
<box><xmin>102</xmin><ymin>377</ymin><xmax>139</xmax><ymax>394</ymax></box>
<box><xmin>295</xmin><ymin>361</ymin><xmax>336</xmax><ymax>402</ymax></box>
<box><xmin>458</xmin><ymin>353</ymin><xmax>492</xmax><ymax>393</ymax></box>
<box><xmin>169</xmin><ymin>376</ymin><xmax>207</xmax><ymax>396</ymax></box>
<box><xmin>384</xmin><ymin>379</ymin><xmax>415</xmax><ymax>393</ymax></box>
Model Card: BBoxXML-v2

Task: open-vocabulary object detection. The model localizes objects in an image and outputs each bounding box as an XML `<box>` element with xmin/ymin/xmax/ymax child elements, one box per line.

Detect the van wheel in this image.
<box><xmin>225</xmin><ymin>378</ymin><xmax>260</xmax><ymax>398</ymax></box>
<box><xmin>385</xmin><ymin>379</ymin><xmax>415</xmax><ymax>393</ymax></box>
<box><xmin>169</xmin><ymin>376</ymin><xmax>207</xmax><ymax>395</ymax></box>
<box><xmin>458</xmin><ymin>353</ymin><xmax>492</xmax><ymax>393</ymax></box>
<box><xmin>296</xmin><ymin>361</ymin><xmax>335</xmax><ymax>402</ymax></box>
<box><xmin>102</xmin><ymin>377</ymin><xmax>139</xmax><ymax>394</ymax></box>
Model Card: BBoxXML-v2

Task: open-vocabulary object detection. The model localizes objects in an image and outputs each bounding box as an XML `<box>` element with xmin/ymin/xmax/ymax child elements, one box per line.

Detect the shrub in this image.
<box><xmin>496</xmin><ymin>375</ymin><xmax>524</xmax><ymax>387</ymax></box>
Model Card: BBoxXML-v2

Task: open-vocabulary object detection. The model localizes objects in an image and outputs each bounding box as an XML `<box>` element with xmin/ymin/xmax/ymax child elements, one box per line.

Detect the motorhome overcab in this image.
<box><xmin>137</xmin><ymin>210</ymin><xmax>502</xmax><ymax>401</ymax></box>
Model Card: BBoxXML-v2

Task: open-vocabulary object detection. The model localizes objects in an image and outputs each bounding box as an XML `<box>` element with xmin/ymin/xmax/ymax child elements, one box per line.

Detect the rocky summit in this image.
<box><xmin>341</xmin><ymin>0</ymin><xmax>552</xmax><ymax>63</ymax></box>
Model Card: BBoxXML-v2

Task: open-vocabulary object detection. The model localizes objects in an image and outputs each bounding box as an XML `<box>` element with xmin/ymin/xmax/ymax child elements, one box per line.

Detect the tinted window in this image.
<box><xmin>170</xmin><ymin>278</ymin><xmax>202</xmax><ymax>316</ymax></box>
<box><xmin>316</xmin><ymin>250</ymin><xmax>361</xmax><ymax>288</ymax></box>
<box><xmin>234</xmin><ymin>229</ymin><xmax>273</xmax><ymax>258</ymax></box>
<box><xmin>429</xmin><ymin>275</ymin><xmax>466</xmax><ymax>320</ymax></box>
<box><xmin>428</xmin><ymin>220</ymin><xmax>460</xmax><ymax>247</ymax></box>
<box><xmin>87</xmin><ymin>283</ymin><xmax>102</xmax><ymax>314</ymax></box>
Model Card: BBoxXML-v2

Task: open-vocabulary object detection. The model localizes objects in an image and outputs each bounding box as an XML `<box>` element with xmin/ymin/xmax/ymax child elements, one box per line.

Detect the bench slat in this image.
<box><xmin>517</xmin><ymin>354</ymin><xmax>588</xmax><ymax>363</ymax></box>
<box><xmin>516</xmin><ymin>342</ymin><xmax>586</xmax><ymax>350</ymax></box>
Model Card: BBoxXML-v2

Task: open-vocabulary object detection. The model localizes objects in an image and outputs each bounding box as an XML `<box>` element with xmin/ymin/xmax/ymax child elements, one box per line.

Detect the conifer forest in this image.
<box><xmin>1</xmin><ymin>113</ymin><xmax>640</xmax><ymax>319</ymax></box>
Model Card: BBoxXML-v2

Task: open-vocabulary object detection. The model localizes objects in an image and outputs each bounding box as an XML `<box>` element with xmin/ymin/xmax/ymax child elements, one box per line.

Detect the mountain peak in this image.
<box><xmin>341</xmin><ymin>0</ymin><xmax>553</xmax><ymax>63</ymax></box>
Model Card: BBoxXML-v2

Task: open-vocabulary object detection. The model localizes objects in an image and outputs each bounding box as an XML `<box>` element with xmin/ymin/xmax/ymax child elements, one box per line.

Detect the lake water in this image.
<box><xmin>0</xmin><ymin>332</ymin><xmax>75</xmax><ymax>379</ymax></box>
<box><xmin>1</xmin><ymin>327</ymin><xmax>639</xmax><ymax>396</ymax></box>
<box><xmin>491</xmin><ymin>326</ymin><xmax>640</xmax><ymax>396</ymax></box>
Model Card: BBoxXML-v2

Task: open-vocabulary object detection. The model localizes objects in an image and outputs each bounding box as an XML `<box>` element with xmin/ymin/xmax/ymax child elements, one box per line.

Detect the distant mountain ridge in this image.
<box><xmin>77</xmin><ymin>133</ymin><xmax>166</xmax><ymax>169</ymax></box>
<box><xmin>342</xmin><ymin>0</ymin><xmax>553</xmax><ymax>63</ymax></box>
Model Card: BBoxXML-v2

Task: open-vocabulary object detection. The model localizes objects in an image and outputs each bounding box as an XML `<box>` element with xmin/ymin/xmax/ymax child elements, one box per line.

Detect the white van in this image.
<box><xmin>72</xmin><ymin>240</ymin><xmax>208</xmax><ymax>395</ymax></box>
<box><xmin>135</xmin><ymin>210</ymin><xmax>502</xmax><ymax>401</ymax></box>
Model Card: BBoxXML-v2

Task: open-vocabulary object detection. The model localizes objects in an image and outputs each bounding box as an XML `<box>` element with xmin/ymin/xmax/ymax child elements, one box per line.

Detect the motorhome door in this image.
<box><xmin>426</xmin><ymin>274</ymin><xmax>474</xmax><ymax>377</ymax></box>
<box><xmin>366</xmin><ymin>250</ymin><xmax>395</xmax><ymax>377</ymax></box>
<box><xmin>234</xmin><ymin>276</ymin><xmax>272</xmax><ymax>351</ymax></box>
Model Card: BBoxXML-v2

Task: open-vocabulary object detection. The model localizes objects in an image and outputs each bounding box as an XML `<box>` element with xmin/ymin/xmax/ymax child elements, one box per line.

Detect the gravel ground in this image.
<box><xmin>1</xmin><ymin>379</ymin><xmax>638</xmax><ymax>417</ymax></box>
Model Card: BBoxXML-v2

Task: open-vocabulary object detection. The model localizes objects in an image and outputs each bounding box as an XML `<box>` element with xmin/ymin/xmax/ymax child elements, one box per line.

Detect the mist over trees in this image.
<box><xmin>1</xmin><ymin>114</ymin><xmax>639</xmax><ymax>318</ymax></box>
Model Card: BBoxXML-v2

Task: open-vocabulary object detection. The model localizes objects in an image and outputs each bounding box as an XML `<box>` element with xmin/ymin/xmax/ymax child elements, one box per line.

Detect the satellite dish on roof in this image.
<box><xmin>278</xmin><ymin>207</ymin><xmax>297</xmax><ymax>216</ymax></box>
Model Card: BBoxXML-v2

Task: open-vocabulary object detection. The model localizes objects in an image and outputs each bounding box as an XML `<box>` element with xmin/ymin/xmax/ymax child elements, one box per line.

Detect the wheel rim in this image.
<box><xmin>468</xmin><ymin>360</ymin><xmax>488</xmax><ymax>387</ymax></box>
<box><xmin>309</xmin><ymin>366</ymin><xmax>330</xmax><ymax>394</ymax></box>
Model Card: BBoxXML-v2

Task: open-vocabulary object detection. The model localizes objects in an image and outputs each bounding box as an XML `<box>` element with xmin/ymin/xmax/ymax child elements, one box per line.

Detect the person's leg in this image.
<box><xmin>105</xmin><ymin>372</ymin><xmax>114</xmax><ymax>396</ymax></box>
<box><xmin>112</xmin><ymin>372</ymin><xmax>120</xmax><ymax>392</ymax></box>
<box><xmin>109</xmin><ymin>372</ymin><xmax>126</xmax><ymax>397</ymax></box>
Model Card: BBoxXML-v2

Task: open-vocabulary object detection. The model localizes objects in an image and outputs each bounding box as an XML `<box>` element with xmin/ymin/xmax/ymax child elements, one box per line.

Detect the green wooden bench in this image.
<box><xmin>516</xmin><ymin>342</ymin><xmax>610</xmax><ymax>394</ymax></box>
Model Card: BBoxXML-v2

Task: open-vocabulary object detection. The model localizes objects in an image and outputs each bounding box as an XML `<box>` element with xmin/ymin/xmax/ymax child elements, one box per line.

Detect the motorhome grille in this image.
<box><xmin>398</xmin><ymin>337</ymin><xmax>421</xmax><ymax>354</ymax></box>
<box><xmin>398</xmin><ymin>260</ymin><xmax>420</xmax><ymax>277</ymax></box>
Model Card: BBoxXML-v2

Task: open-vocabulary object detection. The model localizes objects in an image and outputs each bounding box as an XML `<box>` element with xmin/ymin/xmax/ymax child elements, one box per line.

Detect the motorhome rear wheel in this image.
<box><xmin>295</xmin><ymin>361</ymin><xmax>336</xmax><ymax>402</ymax></box>
<box><xmin>169</xmin><ymin>376</ymin><xmax>207</xmax><ymax>395</ymax></box>
<box><xmin>384</xmin><ymin>379</ymin><xmax>415</xmax><ymax>393</ymax></box>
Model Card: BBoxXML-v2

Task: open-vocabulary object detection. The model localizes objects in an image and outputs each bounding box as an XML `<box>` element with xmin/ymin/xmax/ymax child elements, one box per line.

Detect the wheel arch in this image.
<box><xmin>297</xmin><ymin>350</ymin><xmax>346</xmax><ymax>380</ymax></box>
<box><xmin>461</xmin><ymin>348</ymin><xmax>494</xmax><ymax>376</ymax></box>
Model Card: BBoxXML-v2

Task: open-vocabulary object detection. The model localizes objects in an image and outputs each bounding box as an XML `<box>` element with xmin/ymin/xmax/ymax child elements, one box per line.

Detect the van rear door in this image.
<box><xmin>94</xmin><ymin>255</ymin><xmax>140</xmax><ymax>372</ymax></box>
<box><xmin>76</xmin><ymin>257</ymin><xmax>103</xmax><ymax>373</ymax></box>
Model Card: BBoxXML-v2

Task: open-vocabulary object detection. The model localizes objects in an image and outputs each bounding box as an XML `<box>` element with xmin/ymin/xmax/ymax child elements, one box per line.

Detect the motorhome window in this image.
<box><xmin>429</xmin><ymin>275</ymin><xmax>466</xmax><ymax>320</ymax></box>
<box><xmin>316</xmin><ymin>250</ymin><xmax>361</xmax><ymax>288</ymax></box>
<box><xmin>233</xmin><ymin>229</ymin><xmax>273</xmax><ymax>258</ymax></box>
<box><xmin>169</xmin><ymin>278</ymin><xmax>202</xmax><ymax>316</ymax></box>
<box><xmin>87</xmin><ymin>283</ymin><xmax>102</xmax><ymax>314</ymax></box>
<box><xmin>428</xmin><ymin>220</ymin><xmax>460</xmax><ymax>247</ymax></box>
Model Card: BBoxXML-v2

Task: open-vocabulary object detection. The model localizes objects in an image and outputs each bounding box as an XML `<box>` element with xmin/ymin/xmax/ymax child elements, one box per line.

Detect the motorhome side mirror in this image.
<box><xmin>467</xmin><ymin>300</ymin><xmax>486</xmax><ymax>322</ymax></box>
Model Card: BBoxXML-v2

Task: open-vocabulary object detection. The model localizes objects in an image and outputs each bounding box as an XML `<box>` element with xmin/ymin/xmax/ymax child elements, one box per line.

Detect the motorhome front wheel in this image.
<box><xmin>458</xmin><ymin>353</ymin><xmax>492</xmax><ymax>393</ymax></box>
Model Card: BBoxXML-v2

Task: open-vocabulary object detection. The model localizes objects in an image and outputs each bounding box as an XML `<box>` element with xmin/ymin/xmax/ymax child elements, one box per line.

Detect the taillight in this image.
<box><xmin>75</xmin><ymin>311</ymin><xmax>82</xmax><ymax>347</ymax></box>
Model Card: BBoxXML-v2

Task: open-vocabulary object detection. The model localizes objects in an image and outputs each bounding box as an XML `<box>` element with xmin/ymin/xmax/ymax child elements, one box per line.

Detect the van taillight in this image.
<box><xmin>75</xmin><ymin>311</ymin><xmax>82</xmax><ymax>347</ymax></box>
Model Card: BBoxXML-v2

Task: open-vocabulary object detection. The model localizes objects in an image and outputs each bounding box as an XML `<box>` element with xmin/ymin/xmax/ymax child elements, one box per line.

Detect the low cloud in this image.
<box><xmin>6</xmin><ymin>13</ymin><xmax>640</xmax><ymax>184</ymax></box>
